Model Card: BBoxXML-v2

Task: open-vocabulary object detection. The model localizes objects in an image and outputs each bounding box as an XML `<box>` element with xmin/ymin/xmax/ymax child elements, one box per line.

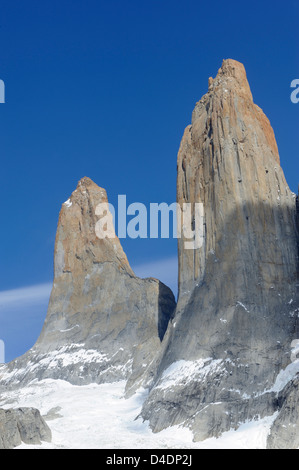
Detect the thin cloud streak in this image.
<box><xmin>0</xmin><ymin>283</ymin><xmax>52</xmax><ymax>309</ymax></box>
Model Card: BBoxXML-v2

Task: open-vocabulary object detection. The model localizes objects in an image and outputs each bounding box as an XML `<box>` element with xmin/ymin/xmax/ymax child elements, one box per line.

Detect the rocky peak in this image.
<box><xmin>207</xmin><ymin>58</ymin><xmax>253</xmax><ymax>100</ymax></box>
<box><xmin>177</xmin><ymin>60</ymin><xmax>288</xmax><ymax>307</ymax></box>
<box><xmin>192</xmin><ymin>58</ymin><xmax>279</xmax><ymax>166</ymax></box>
<box><xmin>1</xmin><ymin>177</ymin><xmax>176</xmax><ymax>388</ymax></box>
<box><xmin>55</xmin><ymin>176</ymin><xmax>133</xmax><ymax>278</ymax></box>
<box><xmin>141</xmin><ymin>59</ymin><xmax>298</xmax><ymax>443</ymax></box>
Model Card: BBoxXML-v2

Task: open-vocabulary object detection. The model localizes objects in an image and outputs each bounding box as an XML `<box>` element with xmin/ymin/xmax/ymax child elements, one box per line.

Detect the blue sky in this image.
<box><xmin>0</xmin><ymin>0</ymin><xmax>298</xmax><ymax>362</ymax></box>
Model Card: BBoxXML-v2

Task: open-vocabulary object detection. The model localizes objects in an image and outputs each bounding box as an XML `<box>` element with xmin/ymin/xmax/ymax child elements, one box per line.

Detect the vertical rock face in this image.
<box><xmin>141</xmin><ymin>59</ymin><xmax>299</xmax><ymax>442</ymax></box>
<box><xmin>1</xmin><ymin>177</ymin><xmax>176</xmax><ymax>387</ymax></box>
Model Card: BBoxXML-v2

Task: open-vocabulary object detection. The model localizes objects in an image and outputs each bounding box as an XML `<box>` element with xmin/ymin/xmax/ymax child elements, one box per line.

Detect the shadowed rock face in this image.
<box><xmin>1</xmin><ymin>177</ymin><xmax>176</xmax><ymax>388</ymax></box>
<box><xmin>140</xmin><ymin>59</ymin><xmax>299</xmax><ymax>443</ymax></box>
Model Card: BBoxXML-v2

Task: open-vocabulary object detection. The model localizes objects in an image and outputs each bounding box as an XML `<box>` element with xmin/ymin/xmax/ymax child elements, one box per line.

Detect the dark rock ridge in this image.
<box><xmin>0</xmin><ymin>407</ymin><xmax>51</xmax><ymax>449</ymax></box>
<box><xmin>140</xmin><ymin>59</ymin><xmax>299</xmax><ymax>446</ymax></box>
<box><xmin>0</xmin><ymin>177</ymin><xmax>176</xmax><ymax>389</ymax></box>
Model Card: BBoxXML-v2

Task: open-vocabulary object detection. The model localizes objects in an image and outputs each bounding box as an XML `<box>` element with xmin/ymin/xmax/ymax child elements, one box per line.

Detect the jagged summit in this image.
<box><xmin>208</xmin><ymin>58</ymin><xmax>253</xmax><ymax>100</ymax></box>
<box><xmin>193</xmin><ymin>58</ymin><xmax>279</xmax><ymax>164</ymax></box>
<box><xmin>56</xmin><ymin>176</ymin><xmax>133</xmax><ymax>277</ymax></box>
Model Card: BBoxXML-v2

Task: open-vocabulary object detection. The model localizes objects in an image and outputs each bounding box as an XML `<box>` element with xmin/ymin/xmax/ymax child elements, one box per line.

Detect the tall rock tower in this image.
<box><xmin>141</xmin><ymin>59</ymin><xmax>299</xmax><ymax>443</ymax></box>
<box><xmin>1</xmin><ymin>177</ymin><xmax>176</xmax><ymax>387</ymax></box>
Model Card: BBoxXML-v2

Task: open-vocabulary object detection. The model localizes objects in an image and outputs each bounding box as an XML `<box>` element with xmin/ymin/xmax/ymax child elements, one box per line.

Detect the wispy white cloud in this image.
<box><xmin>0</xmin><ymin>283</ymin><xmax>52</xmax><ymax>309</ymax></box>
<box><xmin>0</xmin><ymin>283</ymin><xmax>52</xmax><ymax>362</ymax></box>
